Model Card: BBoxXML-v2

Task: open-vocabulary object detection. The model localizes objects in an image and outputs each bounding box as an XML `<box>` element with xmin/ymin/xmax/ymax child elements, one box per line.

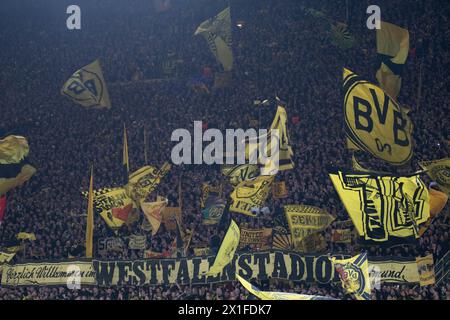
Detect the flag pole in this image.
<box><xmin>144</xmin><ymin>126</ymin><xmax>148</xmax><ymax>165</ymax></box>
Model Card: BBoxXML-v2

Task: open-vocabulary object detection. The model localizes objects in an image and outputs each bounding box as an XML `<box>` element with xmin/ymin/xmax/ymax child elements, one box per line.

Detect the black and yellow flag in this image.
<box><xmin>141</xmin><ymin>198</ymin><xmax>168</xmax><ymax>236</ymax></box>
<box><xmin>419</xmin><ymin>158</ymin><xmax>450</xmax><ymax>195</ymax></box>
<box><xmin>221</xmin><ymin>164</ymin><xmax>259</xmax><ymax>186</ymax></box>
<box><xmin>61</xmin><ymin>59</ymin><xmax>111</xmax><ymax>109</ymax></box>
<box><xmin>236</xmin><ymin>274</ymin><xmax>337</xmax><ymax>300</ymax></box>
<box><xmin>331</xmin><ymin>253</ymin><xmax>371</xmax><ymax>300</ymax></box>
<box><xmin>343</xmin><ymin>68</ymin><xmax>413</xmax><ymax>166</ymax></box>
<box><xmin>0</xmin><ymin>135</ymin><xmax>36</xmax><ymax>196</ymax></box>
<box><xmin>125</xmin><ymin>163</ymin><xmax>171</xmax><ymax>205</ymax></box>
<box><xmin>123</xmin><ymin>124</ymin><xmax>130</xmax><ymax>176</ymax></box>
<box><xmin>195</xmin><ymin>7</ymin><xmax>233</xmax><ymax>71</ymax></box>
<box><xmin>284</xmin><ymin>205</ymin><xmax>334</xmax><ymax>249</ymax></box>
<box><xmin>376</xmin><ymin>21</ymin><xmax>409</xmax><ymax>101</ymax></box>
<box><xmin>416</xmin><ymin>254</ymin><xmax>435</xmax><ymax>286</ymax></box>
<box><xmin>86</xmin><ymin>166</ymin><xmax>94</xmax><ymax>258</ymax></box>
<box><xmin>329</xmin><ymin>169</ymin><xmax>430</xmax><ymax>245</ymax></box>
<box><xmin>230</xmin><ymin>175</ymin><xmax>274</xmax><ymax>216</ymax></box>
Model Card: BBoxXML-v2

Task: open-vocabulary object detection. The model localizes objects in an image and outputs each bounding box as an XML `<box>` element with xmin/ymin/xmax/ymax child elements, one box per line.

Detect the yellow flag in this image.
<box><xmin>332</xmin><ymin>253</ymin><xmax>371</xmax><ymax>300</ymax></box>
<box><xmin>195</xmin><ymin>7</ymin><xmax>233</xmax><ymax>71</ymax></box>
<box><xmin>221</xmin><ymin>164</ymin><xmax>259</xmax><ymax>186</ymax></box>
<box><xmin>206</xmin><ymin>220</ymin><xmax>240</xmax><ymax>276</ymax></box>
<box><xmin>376</xmin><ymin>21</ymin><xmax>409</xmax><ymax>100</ymax></box>
<box><xmin>61</xmin><ymin>59</ymin><xmax>111</xmax><ymax>108</ymax></box>
<box><xmin>284</xmin><ymin>205</ymin><xmax>334</xmax><ymax>249</ymax></box>
<box><xmin>230</xmin><ymin>175</ymin><xmax>274</xmax><ymax>216</ymax></box>
<box><xmin>126</xmin><ymin>163</ymin><xmax>171</xmax><ymax>204</ymax></box>
<box><xmin>141</xmin><ymin>198</ymin><xmax>168</xmax><ymax>236</ymax></box>
<box><xmin>329</xmin><ymin>170</ymin><xmax>430</xmax><ymax>244</ymax></box>
<box><xmin>419</xmin><ymin>158</ymin><xmax>450</xmax><ymax>195</ymax></box>
<box><xmin>16</xmin><ymin>232</ymin><xmax>36</xmax><ymax>241</ymax></box>
<box><xmin>236</xmin><ymin>274</ymin><xmax>336</xmax><ymax>300</ymax></box>
<box><xmin>416</xmin><ymin>254</ymin><xmax>435</xmax><ymax>286</ymax></box>
<box><xmin>0</xmin><ymin>251</ymin><xmax>16</xmax><ymax>264</ymax></box>
<box><xmin>86</xmin><ymin>166</ymin><xmax>94</xmax><ymax>258</ymax></box>
<box><xmin>0</xmin><ymin>135</ymin><xmax>29</xmax><ymax>164</ymax></box>
<box><xmin>343</xmin><ymin>68</ymin><xmax>413</xmax><ymax>166</ymax></box>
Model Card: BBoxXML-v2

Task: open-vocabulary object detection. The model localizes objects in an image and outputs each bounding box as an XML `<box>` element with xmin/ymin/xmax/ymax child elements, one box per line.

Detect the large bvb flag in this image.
<box><xmin>343</xmin><ymin>68</ymin><xmax>413</xmax><ymax>166</ymax></box>
<box><xmin>376</xmin><ymin>22</ymin><xmax>409</xmax><ymax>101</ymax></box>
<box><xmin>329</xmin><ymin>169</ymin><xmax>430</xmax><ymax>245</ymax></box>
<box><xmin>195</xmin><ymin>7</ymin><xmax>233</xmax><ymax>71</ymax></box>
<box><xmin>61</xmin><ymin>59</ymin><xmax>111</xmax><ymax>109</ymax></box>
<box><xmin>0</xmin><ymin>135</ymin><xmax>36</xmax><ymax>196</ymax></box>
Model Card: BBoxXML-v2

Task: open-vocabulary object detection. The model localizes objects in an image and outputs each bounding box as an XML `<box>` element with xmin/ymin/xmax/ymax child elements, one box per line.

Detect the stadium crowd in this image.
<box><xmin>0</xmin><ymin>0</ymin><xmax>449</xmax><ymax>300</ymax></box>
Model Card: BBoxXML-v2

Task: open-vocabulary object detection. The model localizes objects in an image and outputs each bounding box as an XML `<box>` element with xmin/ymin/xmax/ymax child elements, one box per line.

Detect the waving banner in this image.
<box><xmin>126</xmin><ymin>163</ymin><xmax>171</xmax><ymax>204</ymax></box>
<box><xmin>332</xmin><ymin>253</ymin><xmax>371</xmax><ymax>300</ymax></box>
<box><xmin>230</xmin><ymin>175</ymin><xmax>274</xmax><ymax>216</ymax></box>
<box><xmin>416</xmin><ymin>254</ymin><xmax>435</xmax><ymax>286</ymax></box>
<box><xmin>419</xmin><ymin>158</ymin><xmax>450</xmax><ymax>195</ymax></box>
<box><xmin>221</xmin><ymin>164</ymin><xmax>259</xmax><ymax>186</ymax></box>
<box><xmin>61</xmin><ymin>59</ymin><xmax>111</xmax><ymax>109</ymax></box>
<box><xmin>343</xmin><ymin>68</ymin><xmax>413</xmax><ymax>165</ymax></box>
<box><xmin>94</xmin><ymin>188</ymin><xmax>134</xmax><ymax>229</ymax></box>
<box><xmin>284</xmin><ymin>205</ymin><xmax>334</xmax><ymax>248</ymax></box>
<box><xmin>239</xmin><ymin>227</ymin><xmax>272</xmax><ymax>250</ymax></box>
<box><xmin>236</xmin><ymin>274</ymin><xmax>337</xmax><ymax>300</ymax></box>
<box><xmin>329</xmin><ymin>170</ymin><xmax>430</xmax><ymax>245</ymax></box>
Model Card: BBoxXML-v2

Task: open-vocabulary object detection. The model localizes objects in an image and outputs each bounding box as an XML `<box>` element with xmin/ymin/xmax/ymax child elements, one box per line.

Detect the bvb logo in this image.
<box><xmin>344</xmin><ymin>69</ymin><xmax>412</xmax><ymax>166</ymax></box>
<box><xmin>431</xmin><ymin>165</ymin><xmax>450</xmax><ymax>188</ymax></box>
<box><xmin>66</xmin><ymin>69</ymin><xmax>104</xmax><ymax>107</ymax></box>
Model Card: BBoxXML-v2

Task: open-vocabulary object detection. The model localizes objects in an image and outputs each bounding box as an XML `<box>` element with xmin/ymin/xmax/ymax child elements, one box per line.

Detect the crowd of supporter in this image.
<box><xmin>0</xmin><ymin>0</ymin><xmax>449</xmax><ymax>300</ymax></box>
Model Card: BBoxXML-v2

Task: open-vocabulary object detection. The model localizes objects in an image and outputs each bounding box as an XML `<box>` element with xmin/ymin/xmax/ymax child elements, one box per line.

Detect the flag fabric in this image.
<box><xmin>416</xmin><ymin>254</ymin><xmax>435</xmax><ymax>286</ymax></box>
<box><xmin>141</xmin><ymin>198</ymin><xmax>168</xmax><ymax>236</ymax></box>
<box><xmin>195</xmin><ymin>7</ymin><xmax>233</xmax><ymax>71</ymax></box>
<box><xmin>230</xmin><ymin>175</ymin><xmax>274</xmax><ymax>216</ymax></box>
<box><xmin>296</xmin><ymin>233</ymin><xmax>327</xmax><ymax>253</ymax></box>
<box><xmin>272</xmin><ymin>181</ymin><xmax>288</xmax><ymax>199</ymax></box>
<box><xmin>236</xmin><ymin>274</ymin><xmax>337</xmax><ymax>300</ymax></box>
<box><xmin>284</xmin><ymin>205</ymin><xmax>335</xmax><ymax>249</ymax></box>
<box><xmin>123</xmin><ymin>124</ymin><xmax>130</xmax><ymax>177</ymax></box>
<box><xmin>205</xmin><ymin>219</ymin><xmax>240</xmax><ymax>276</ymax></box>
<box><xmin>418</xmin><ymin>188</ymin><xmax>448</xmax><ymax>237</ymax></box>
<box><xmin>329</xmin><ymin>170</ymin><xmax>430</xmax><ymax>245</ymax></box>
<box><xmin>376</xmin><ymin>22</ymin><xmax>409</xmax><ymax>100</ymax></box>
<box><xmin>125</xmin><ymin>163</ymin><xmax>171</xmax><ymax>205</ymax></box>
<box><xmin>85</xmin><ymin>166</ymin><xmax>94</xmax><ymax>258</ymax></box>
<box><xmin>419</xmin><ymin>158</ymin><xmax>450</xmax><ymax>195</ymax></box>
<box><xmin>202</xmin><ymin>196</ymin><xmax>226</xmax><ymax>225</ymax></box>
<box><xmin>16</xmin><ymin>232</ymin><xmax>36</xmax><ymax>241</ymax></box>
<box><xmin>332</xmin><ymin>253</ymin><xmax>371</xmax><ymax>300</ymax></box>
<box><xmin>0</xmin><ymin>251</ymin><xmax>16</xmax><ymax>264</ymax></box>
<box><xmin>0</xmin><ymin>135</ymin><xmax>36</xmax><ymax>196</ymax></box>
<box><xmin>200</xmin><ymin>183</ymin><xmax>222</xmax><ymax>209</ymax></box>
<box><xmin>61</xmin><ymin>59</ymin><xmax>111</xmax><ymax>108</ymax></box>
<box><xmin>83</xmin><ymin>187</ymin><xmax>135</xmax><ymax>229</ymax></box>
<box><xmin>343</xmin><ymin>68</ymin><xmax>413</xmax><ymax>166</ymax></box>
<box><xmin>330</xmin><ymin>22</ymin><xmax>355</xmax><ymax>49</ymax></box>
<box><xmin>0</xmin><ymin>195</ymin><xmax>6</xmax><ymax>225</ymax></box>
<box><xmin>162</xmin><ymin>206</ymin><xmax>182</xmax><ymax>231</ymax></box>
<box><xmin>221</xmin><ymin>164</ymin><xmax>259</xmax><ymax>186</ymax></box>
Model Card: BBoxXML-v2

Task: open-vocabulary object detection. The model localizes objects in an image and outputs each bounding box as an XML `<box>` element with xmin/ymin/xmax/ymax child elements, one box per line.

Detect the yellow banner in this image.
<box><xmin>236</xmin><ymin>274</ymin><xmax>336</xmax><ymax>300</ymax></box>
<box><xmin>93</xmin><ymin>187</ymin><xmax>135</xmax><ymax>229</ymax></box>
<box><xmin>222</xmin><ymin>164</ymin><xmax>259</xmax><ymax>186</ymax></box>
<box><xmin>61</xmin><ymin>59</ymin><xmax>111</xmax><ymax>109</ymax></box>
<box><xmin>284</xmin><ymin>205</ymin><xmax>334</xmax><ymax>249</ymax></box>
<box><xmin>416</xmin><ymin>254</ymin><xmax>435</xmax><ymax>286</ymax></box>
<box><xmin>239</xmin><ymin>227</ymin><xmax>272</xmax><ymax>250</ymax></box>
<box><xmin>126</xmin><ymin>162</ymin><xmax>171</xmax><ymax>203</ymax></box>
<box><xmin>332</xmin><ymin>253</ymin><xmax>371</xmax><ymax>300</ymax></box>
<box><xmin>1</xmin><ymin>261</ymin><xmax>96</xmax><ymax>286</ymax></box>
<box><xmin>329</xmin><ymin>170</ymin><xmax>430</xmax><ymax>244</ymax></box>
<box><xmin>343</xmin><ymin>68</ymin><xmax>413</xmax><ymax>165</ymax></box>
<box><xmin>230</xmin><ymin>175</ymin><xmax>274</xmax><ymax>216</ymax></box>
<box><xmin>194</xmin><ymin>7</ymin><xmax>233</xmax><ymax>71</ymax></box>
<box><xmin>205</xmin><ymin>220</ymin><xmax>240</xmax><ymax>276</ymax></box>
